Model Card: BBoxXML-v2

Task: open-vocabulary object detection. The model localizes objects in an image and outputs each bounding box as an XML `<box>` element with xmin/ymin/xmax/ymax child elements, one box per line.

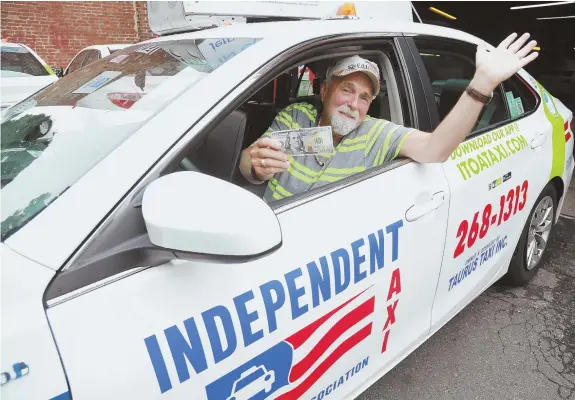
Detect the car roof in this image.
<box><xmin>142</xmin><ymin>19</ymin><xmax>485</xmax><ymax>47</ymax></box>
<box><xmin>81</xmin><ymin>44</ymin><xmax>132</xmax><ymax>52</ymax></box>
<box><xmin>0</xmin><ymin>42</ymin><xmax>26</xmax><ymax>50</ymax></box>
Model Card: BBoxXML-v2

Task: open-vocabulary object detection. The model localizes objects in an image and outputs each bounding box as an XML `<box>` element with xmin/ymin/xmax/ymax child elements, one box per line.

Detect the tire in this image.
<box><xmin>505</xmin><ymin>184</ymin><xmax>558</xmax><ymax>286</ymax></box>
<box><xmin>38</xmin><ymin>120</ymin><xmax>52</xmax><ymax>136</ymax></box>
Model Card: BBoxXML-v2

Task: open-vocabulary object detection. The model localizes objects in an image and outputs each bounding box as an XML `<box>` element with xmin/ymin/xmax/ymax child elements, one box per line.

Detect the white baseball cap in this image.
<box><xmin>326</xmin><ymin>55</ymin><xmax>381</xmax><ymax>96</ymax></box>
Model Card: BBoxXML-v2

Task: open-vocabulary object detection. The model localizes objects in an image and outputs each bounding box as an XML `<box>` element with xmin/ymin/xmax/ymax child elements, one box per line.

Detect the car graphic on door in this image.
<box><xmin>226</xmin><ymin>365</ymin><xmax>275</xmax><ymax>400</ymax></box>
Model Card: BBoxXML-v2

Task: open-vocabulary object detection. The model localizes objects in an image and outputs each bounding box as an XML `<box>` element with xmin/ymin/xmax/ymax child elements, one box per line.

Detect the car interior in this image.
<box><xmin>175</xmin><ymin>54</ymin><xmax>398</xmax><ymax>199</ymax></box>
<box><xmin>419</xmin><ymin>48</ymin><xmax>507</xmax><ymax>133</ymax></box>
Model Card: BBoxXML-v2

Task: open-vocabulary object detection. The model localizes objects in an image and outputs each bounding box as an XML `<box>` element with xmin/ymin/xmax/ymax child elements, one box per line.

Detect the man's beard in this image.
<box><xmin>330</xmin><ymin>105</ymin><xmax>360</xmax><ymax>136</ymax></box>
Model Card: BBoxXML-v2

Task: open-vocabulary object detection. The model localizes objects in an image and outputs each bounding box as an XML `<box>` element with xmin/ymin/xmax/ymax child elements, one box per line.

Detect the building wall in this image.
<box><xmin>1</xmin><ymin>1</ymin><xmax>154</xmax><ymax>68</ymax></box>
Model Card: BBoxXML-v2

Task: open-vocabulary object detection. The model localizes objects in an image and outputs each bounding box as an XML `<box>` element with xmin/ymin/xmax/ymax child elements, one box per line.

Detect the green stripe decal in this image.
<box><xmin>538</xmin><ymin>82</ymin><xmax>565</xmax><ymax>180</ymax></box>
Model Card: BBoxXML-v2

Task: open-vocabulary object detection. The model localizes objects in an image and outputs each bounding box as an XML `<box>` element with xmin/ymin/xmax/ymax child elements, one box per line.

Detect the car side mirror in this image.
<box><xmin>53</xmin><ymin>67</ymin><xmax>64</xmax><ymax>78</ymax></box>
<box><xmin>142</xmin><ymin>171</ymin><xmax>282</xmax><ymax>257</ymax></box>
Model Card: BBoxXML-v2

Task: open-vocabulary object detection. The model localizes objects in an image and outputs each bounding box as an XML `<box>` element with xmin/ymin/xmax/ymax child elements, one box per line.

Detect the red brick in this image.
<box><xmin>1</xmin><ymin>1</ymin><xmax>153</xmax><ymax>67</ymax></box>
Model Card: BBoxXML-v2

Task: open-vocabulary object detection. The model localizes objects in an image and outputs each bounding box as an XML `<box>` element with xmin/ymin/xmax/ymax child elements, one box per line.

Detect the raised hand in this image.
<box><xmin>474</xmin><ymin>33</ymin><xmax>539</xmax><ymax>93</ymax></box>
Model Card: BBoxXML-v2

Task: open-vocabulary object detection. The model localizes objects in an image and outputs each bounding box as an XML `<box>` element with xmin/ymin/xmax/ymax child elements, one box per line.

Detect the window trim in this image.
<box><xmin>164</xmin><ymin>37</ymin><xmax>416</xmax><ymax>211</ymax></box>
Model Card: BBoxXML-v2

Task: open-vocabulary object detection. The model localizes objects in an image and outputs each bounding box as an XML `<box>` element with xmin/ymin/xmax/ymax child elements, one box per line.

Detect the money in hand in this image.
<box><xmin>270</xmin><ymin>126</ymin><xmax>334</xmax><ymax>156</ymax></box>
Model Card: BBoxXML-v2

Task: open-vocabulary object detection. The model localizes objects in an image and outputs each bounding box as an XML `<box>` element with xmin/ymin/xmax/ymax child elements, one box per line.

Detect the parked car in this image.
<box><xmin>62</xmin><ymin>44</ymin><xmax>132</xmax><ymax>76</ymax></box>
<box><xmin>0</xmin><ymin>41</ymin><xmax>58</xmax><ymax>115</ymax></box>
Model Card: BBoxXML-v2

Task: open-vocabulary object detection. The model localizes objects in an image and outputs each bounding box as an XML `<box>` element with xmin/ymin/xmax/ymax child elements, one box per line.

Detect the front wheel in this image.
<box><xmin>505</xmin><ymin>184</ymin><xmax>558</xmax><ymax>286</ymax></box>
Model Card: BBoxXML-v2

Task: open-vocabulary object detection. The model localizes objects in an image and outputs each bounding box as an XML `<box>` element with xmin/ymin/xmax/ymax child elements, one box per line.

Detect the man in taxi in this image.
<box><xmin>239</xmin><ymin>33</ymin><xmax>539</xmax><ymax>202</ymax></box>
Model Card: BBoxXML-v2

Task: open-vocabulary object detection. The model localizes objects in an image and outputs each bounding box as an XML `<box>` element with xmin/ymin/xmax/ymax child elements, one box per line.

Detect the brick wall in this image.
<box><xmin>1</xmin><ymin>1</ymin><xmax>154</xmax><ymax>69</ymax></box>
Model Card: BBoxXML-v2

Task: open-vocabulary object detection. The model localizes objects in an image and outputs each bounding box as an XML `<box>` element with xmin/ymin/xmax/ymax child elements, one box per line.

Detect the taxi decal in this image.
<box><xmin>381</xmin><ymin>268</ymin><xmax>401</xmax><ymax>354</ymax></box>
<box><xmin>449</xmin><ymin>235</ymin><xmax>508</xmax><ymax>292</ymax></box>
<box><xmin>488</xmin><ymin>172</ymin><xmax>512</xmax><ymax>191</ymax></box>
<box><xmin>310</xmin><ymin>356</ymin><xmax>370</xmax><ymax>400</ymax></box>
<box><xmin>450</xmin><ymin>123</ymin><xmax>528</xmax><ymax>181</ymax></box>
<box><xmin>453</xmin><ymin>180</ymin><xmax>529</xmax><ymax>258</ymax></box>
<box><xmin>145</xmin><ymin>220</ymin><xmax>404</xmax><ymax>395</ymax></box>
<box><xmin>535</xmin><ymin>81</ymin><xmax>565</xmax><ymax>180</ymax></box>
<box><xmin>0</xmin><ymin>361</ymin><xmax>29</xmax><ymax>385</ymax></box>
<box><xmin>206</xmin><ymin>287</ymin><xmax>374</xmax><ymax>400</ymax></box>
<box><xmin>565</xmin><ymin>121</ymin><xmax>572</xmax><ymax>143</ymax></box>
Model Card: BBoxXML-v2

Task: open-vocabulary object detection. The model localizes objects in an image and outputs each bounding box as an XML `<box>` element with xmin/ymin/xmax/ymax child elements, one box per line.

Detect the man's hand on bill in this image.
<box><xmin>250</xmin><ymin>138</ymin><xmax>291</xmax><ymax>181</ymax></box>
<box><xmin>472</xmin><ymin>32</ymin><xmax>539</xmax><ymax>94</ymax></box>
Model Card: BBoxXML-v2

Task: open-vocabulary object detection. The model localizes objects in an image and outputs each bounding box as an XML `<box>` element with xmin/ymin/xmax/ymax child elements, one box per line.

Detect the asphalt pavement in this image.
<box><xmin>358</xmin><ymin>179</ymin><xmax>575</xmax><ymax>400</ymax></box>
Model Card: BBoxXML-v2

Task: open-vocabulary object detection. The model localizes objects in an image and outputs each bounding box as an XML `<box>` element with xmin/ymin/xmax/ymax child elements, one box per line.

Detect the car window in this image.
<box><xmin>0</xmin><ymin>37</ymin><xmax>261</xmax><ymax>241</ymax></box>
<box><xmin>296</xmin><ymin>66</ymin><xmax>315</xmax><ymax>97</ymax></box>
<box><xmin>67</xmin><ymin>51</ymin><xmax>88</xmax><ymax>74</ymax></box>
<box><xmin>171</xmin><ymin>42</ymin><xmax>411</xmax><ymax>206</ymax></box>
<box><xmin>1</xmin><ymin>45</ymin><xmax>49</xmax><ymax>77</ymax></box>
<box><xmin>81</xmin><ymin>49</ymin><xmax>101</xmax><ymax>68</ymax></box>
<box><xmin>414</xmin><ymin>37</ymin><xmax>508</xmax><ymax>134</ymax></box>
<box><xmin>501</xmin><ymin>74</ymin><xmax>538</xmax><ymax>120</ymax></box>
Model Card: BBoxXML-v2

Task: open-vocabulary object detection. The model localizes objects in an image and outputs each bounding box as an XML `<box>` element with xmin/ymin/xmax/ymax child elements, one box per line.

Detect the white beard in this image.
<box><xmin>330</xmin><ymin>105</ymin><xmax>360</xmax><ymax>136</ymax></box>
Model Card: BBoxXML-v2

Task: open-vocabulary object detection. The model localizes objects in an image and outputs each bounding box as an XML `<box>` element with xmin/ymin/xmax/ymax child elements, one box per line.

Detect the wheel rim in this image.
<box><xmin>39</xmin><ymin>121</ymin><xmax>50</xmax><ymax>135</ymax></box>
<box><xmin>526</xmin><ymin>195</ymin><xmax>554</xmax><ymax>270</ymax></box>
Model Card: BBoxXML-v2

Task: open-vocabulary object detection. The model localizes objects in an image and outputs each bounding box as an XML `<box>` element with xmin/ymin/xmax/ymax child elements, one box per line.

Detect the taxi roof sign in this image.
<box><xmin>147</xmin><ymin>1</ymin><xmax>414</xmax><ymax>36</ymax></box>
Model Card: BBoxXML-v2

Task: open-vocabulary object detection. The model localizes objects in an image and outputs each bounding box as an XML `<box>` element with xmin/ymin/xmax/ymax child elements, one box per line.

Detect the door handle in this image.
<box><xmin>530</xmin><ymin>133</ymin><xmax>546</xmax><ymax>149</ymax></box>
<box><xmin>405</xmin><ymin>191</ymin><xmax>445</xmax><ymax>222</ymax></box>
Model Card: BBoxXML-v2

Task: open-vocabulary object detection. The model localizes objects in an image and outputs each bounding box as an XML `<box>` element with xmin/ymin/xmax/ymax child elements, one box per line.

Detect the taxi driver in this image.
<box><xmin>239</xmin><ymin>33</ymin><xmax>539</xmax><ymax>203</ymax></box>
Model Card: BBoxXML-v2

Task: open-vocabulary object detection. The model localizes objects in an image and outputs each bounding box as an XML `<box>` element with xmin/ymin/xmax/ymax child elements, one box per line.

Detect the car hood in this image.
<box><xmin>0</xmin><ymin>75</ymin><xmax>58</xmax><ymax>107</ymax></box>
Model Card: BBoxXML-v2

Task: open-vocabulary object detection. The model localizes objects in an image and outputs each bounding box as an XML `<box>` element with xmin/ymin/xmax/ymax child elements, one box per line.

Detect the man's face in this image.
<box><xmin>289</xmin><ymin>132</ymin><xmax>299</xmax><ymax>142</ymax></box>
<box><xmin>320</xmin><ymin>72</ymin><xmax>374</xmax><ymax>136</ymax></box>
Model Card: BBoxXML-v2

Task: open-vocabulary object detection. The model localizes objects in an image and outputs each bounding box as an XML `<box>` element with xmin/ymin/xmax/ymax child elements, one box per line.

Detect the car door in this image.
<box><xmin>408</xmin><ymin>36</ymin><xmax>550</xmax><ymax>329</ymax></box>
<box><xmin>45</xmin><ymin>165</ymin><xmax>450</xmax><ymax>400</ymax></box>
<box><xmin>44</xmin><ymin>35</ymin><xmax>451</xmax><ymax>400</ymax></box>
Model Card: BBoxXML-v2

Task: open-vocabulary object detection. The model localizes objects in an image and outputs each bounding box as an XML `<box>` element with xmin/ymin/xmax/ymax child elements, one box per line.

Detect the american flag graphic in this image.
<box><xmin>205</xmin><ymin>287</ymin><xmax>375</xmax><ymax>400</ymax></box>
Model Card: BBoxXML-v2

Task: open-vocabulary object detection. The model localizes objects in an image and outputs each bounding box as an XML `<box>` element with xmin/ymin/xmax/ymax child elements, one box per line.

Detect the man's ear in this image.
<box><xmin>320</xmin><ymin>82</ymin><xmax>327</xmax><ymax>101</ymax></box>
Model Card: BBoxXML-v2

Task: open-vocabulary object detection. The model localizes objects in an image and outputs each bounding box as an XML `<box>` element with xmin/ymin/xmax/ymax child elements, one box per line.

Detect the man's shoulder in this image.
<box><xmin>284</xmin><ymin>102</ymin><xmax>318</xmax><ymax>111</ymax></box>
<box><xmin>282</xmin><ymin>102</ymin><xmax>319</xmax><ymax>120</ymax></box>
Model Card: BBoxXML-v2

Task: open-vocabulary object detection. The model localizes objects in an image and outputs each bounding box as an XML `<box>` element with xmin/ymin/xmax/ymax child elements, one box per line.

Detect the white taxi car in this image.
<box><xmin>1</xmin><ymin>6</ymin><xmax>574</xmax><ymax>400</ymax></box>
<box><xmin>0</xmin><ymin>41</ymin><xmax>58</xmax><ymax>115</ymax></box>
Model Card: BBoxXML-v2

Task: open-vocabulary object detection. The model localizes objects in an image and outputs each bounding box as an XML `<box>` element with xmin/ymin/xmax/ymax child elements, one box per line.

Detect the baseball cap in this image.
<box><xmin>326</xmin><ymin>55</ymin><xmax>381</xmax><ymax>96</ymax></box>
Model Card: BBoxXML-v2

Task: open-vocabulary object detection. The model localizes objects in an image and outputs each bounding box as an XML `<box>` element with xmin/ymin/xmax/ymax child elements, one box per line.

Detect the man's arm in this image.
<box><xmin>399</xmin><ymin>32</ymin><xmax>539</xmax><ymax>163</ymax></box>
<box><xmin>239</xmin><ymin>107</ymin><xmax>296</xmax><ymax>183</ymax></box>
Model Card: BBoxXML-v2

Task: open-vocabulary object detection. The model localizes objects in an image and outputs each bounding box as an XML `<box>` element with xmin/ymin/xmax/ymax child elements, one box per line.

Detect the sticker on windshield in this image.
<box><xmin>514</xmin><ymin>97</ymin><xmax>524</xmax><ymax>116</ymax></box>
<box><xmin>73</xmin><ymin>71</ymin><xmax>121</xmax><ymax>94</ymax></box>
<box><xmin>109</xmin><ymin>54</ymin><xmax>129</xmax><ymax>64</ymax></box>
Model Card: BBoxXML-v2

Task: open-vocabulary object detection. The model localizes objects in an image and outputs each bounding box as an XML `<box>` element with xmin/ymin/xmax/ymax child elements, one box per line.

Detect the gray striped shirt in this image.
<box><xmin>260</xmin><ymin>103</ymin><xmax>414</xmax><ymax>202</ymax></box>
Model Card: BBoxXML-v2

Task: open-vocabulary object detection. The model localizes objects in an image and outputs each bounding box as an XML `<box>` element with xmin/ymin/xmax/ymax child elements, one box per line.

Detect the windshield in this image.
<box><xmin>1</xmin><ymin>37</ymin><xmax>260</xmax><ymax>241</ymax></box>
<box><xmin>1</xmin><ymin>45</ymin><xmax>49</xmax><ymax>77</ymax></box>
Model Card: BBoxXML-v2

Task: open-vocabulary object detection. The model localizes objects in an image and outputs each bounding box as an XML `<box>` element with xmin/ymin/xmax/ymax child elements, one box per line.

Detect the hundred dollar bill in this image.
<box><xmin>269</xmin><ymin>126</ymin><xmax>334</xmax><ymax>156</ymax></box>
